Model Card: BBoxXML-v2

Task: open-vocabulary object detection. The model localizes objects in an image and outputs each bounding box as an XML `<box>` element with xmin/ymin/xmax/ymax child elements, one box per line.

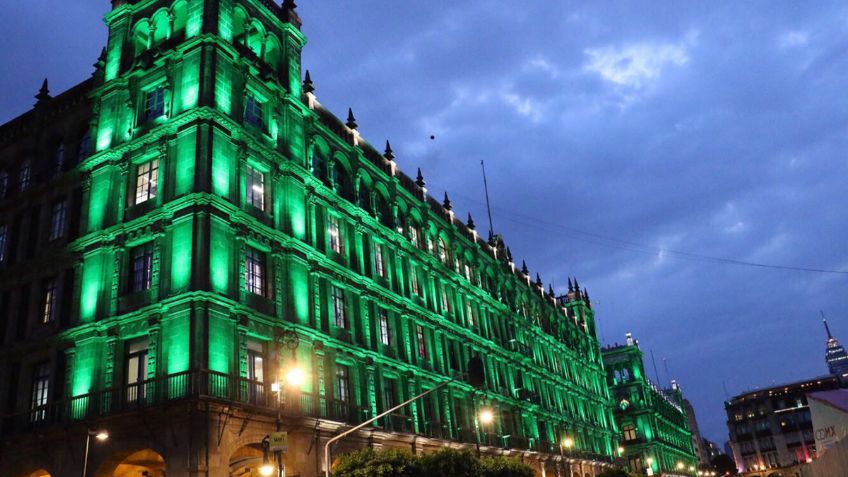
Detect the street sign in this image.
<box><xmin>269</xmin><ymin>432</ymin><xmax>288</xmax><ymax>452</ymax></box>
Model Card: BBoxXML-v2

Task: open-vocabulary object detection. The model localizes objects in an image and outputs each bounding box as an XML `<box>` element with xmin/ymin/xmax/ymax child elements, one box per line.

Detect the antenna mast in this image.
<box><xmin>481</xmin><ymin>160</ymin><xmax>495</xmax><ymax>239</ymax></box>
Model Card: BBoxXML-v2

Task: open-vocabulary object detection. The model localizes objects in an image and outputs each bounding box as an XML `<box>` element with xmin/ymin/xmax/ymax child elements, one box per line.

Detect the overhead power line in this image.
<box><xmin>430</xmin><ymin>184</ymin><xmax>848</xmax><ymax>275</ymax></box>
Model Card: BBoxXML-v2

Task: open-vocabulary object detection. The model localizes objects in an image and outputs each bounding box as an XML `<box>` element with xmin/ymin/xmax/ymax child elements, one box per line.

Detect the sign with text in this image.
<box><xmin>269</xmin><ymin>432</ymin><xmax>288</xmax><ymax>452</ymax></box>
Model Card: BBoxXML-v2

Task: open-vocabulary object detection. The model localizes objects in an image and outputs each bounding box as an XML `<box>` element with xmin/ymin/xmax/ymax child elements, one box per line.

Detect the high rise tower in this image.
<box><xmin>824</xmin><ymin>319</ymin><xmax>848</xmax><ymax>378</ymax></box>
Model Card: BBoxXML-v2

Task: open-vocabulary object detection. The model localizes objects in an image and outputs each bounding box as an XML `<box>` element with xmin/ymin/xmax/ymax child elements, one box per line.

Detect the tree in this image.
<box><xmin>420</xmin><ymin>448</ymin><xmax>481</xmax><ymax>477</ymax></box>
<box><xmin>479</xmin><ymin>455</ymin><xmax>535</xmax><ymax>477</ymax></box>
<box><xmin>332</xmin><ymin>448</ymin><xmax>422</xmax><ymax>477</ymax></box>
<box><xmin>597</xmin><ymin>469</ymin><xmax>634</xmax><ymax>477</ymax></box>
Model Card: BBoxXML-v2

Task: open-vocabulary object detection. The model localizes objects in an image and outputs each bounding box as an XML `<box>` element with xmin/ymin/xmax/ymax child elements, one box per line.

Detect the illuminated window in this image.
<box><xmin>438</xmin><ymin>238</ymin><xmax>448</xmax><ymax>263</ymax></box>
<box><xmin>49</xmin><ymin>200</ymin><xmax>67</xmax><ymax>240</ymax></box>
<box><xmin>378</xmin><ymin>309</ymin><xmax>391</xmax><ymax>346</ymax></box>
<box><xmin>247</xmin><ymin>341</ymin><xmax>265</xmax><ymax>403</ymax></box>
<box><xmin>245</xmin><ymin>247</ymin><xmax>266</xmax><ymax>296</ymax></box>
<box><xmin>409</xmin><ymin>226</ymin><xmax>419</xmax><ymax>248</ymax></box>
<box><xmin>134</xmin><ymin>159</ymin><xmax>159</xmax><ymax>205</ymax></box>
<box><xmin>144</xmin><ymin>87</ymin><xmax>166</xmax><ymax>121</ymax></box>
<box><xmin>410</xmin><ymin>264</ymin><xmax>420</xmax><ymax>296</ymax></box>
<box><xmin>374</xmin><ymin>243</ymin><xmax>385</xmax><ymax>277</ymax></box>
<box><xmin>130</xmin><ymin>243</ymin><xmax>154</xmax><ymax>293</ymax></box>
<box><xmin>126</xmin><ymin>338</ymin><xmax>148</xmax><ymax>404</ymax></box>
<box><xmin>245</xmin><ymin>165</ymin><xmax>265</xmax><ymax>211</ymax></box>
<box><xmin>30</xmin><ymin>362</ymin><xmax>49</xmax><ymax>422</ymax></box>
<box><xmin>416</xmin><ymin>325</ymin><xmax>427</xmax><ymax>359</ymax></box>
<box><xmin>622</xmin><ymin>424</ymin><xmax>637</xmax><ymax>441</ymax></box>
<box><xmin>41</xmin><ymin>278</ymin><xmax>58</xmax><ymax>324</ymax></box>
<box><xmin>335</xmin><ymin>364</ymin><xmax>350</xmax><ymax>402</ymax></box>
<box><xmin>441</xmin><ymin>285</ymin><xmax>450</xmax><ymax>313</ymax></box>
<box><xmin>244</xmin><ymin>94</ymin><xmax>264</xmax><ymax>129</ymax></box>
<box><xmin>332</xmin><ymin>286</ymin><xmax>346</xmax><ymax>328</ymax></box>
<box><xmin>466</xmin><ymin>300</ymin><xmax>475</xmax><ymax>326</ymax></box>
<box><xmin>19</xmin><ymin>160</ymin><xmax>31</xmax><ymax>191</ymax></box>
<box><xmin>328</xmin><ymin>216</ymin><xmax>342</xmax><ymax>254</ymax></box>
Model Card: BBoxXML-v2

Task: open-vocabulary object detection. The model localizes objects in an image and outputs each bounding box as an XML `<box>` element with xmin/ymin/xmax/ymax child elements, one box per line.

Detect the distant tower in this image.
<box><xmin>823</xmin><ymin>318</ymin><xmax>848</xmax><ymax>378</ymax></box>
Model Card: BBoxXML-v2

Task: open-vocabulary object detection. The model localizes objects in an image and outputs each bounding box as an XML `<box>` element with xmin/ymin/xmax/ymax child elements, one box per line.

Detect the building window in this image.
<box><xmin>416</xmin><ymin>325</ymin><xmax>427</xmax><ymax>359</ymax></box>
<box><xmin>244</xmin><ymin>94</ymin><xmax>264</xmax><ymax>128</ymax></box>
<box><xmin>130</xmin><ymin>243</ymin><xmax>154</xmax><ymax>293</ymax></box>
<box><xmin>245</xmin><ymin>247</ymin><xmax>266</xmax><ymax>296</ymax></box>
<box><xmin>0</xmin><ymin>171</ymin><xmax>8</xmax><ymax>198</ymax></box>
<box><xmin>0</xmin><ymin>224</ymin><xmax>6</xmax><ymax>263</ymax></box>
<box><xmin>332</xmin><ymin>286</ymin><xmax>346</xmax><ymax>328</ymax></box>
<box><xmin>328</xmin><ymin>215</ymin><xmax>342</xmax><ymax>254</ymax></box>
<box><xmin>247</xmin><ymin>341</ymin><xmax>265</xmax><ymax>403</ymax></box>
<box><xmin>438</xmin><ymin>238</ymin><xmax>448</xmax><ymax>264</ymax></box>
<box><xmin>144</xmin><ymin>87</ymin><xmax>166</xmax><ymax>121</ymax></box>
<box><xmin>466</xmin><ymin>300</ymin><xmax>475</xmax><ymax>327</ymax></box>
<box><xmin>383</xmin><ymin>379</ymin><xmax>395</xmax><ymax>409</ymax></box>
<box><xmin>374</xmin><ymin>243</ymin><xmax>385</xmax><ymax>277</ymax></box>
<box><xmin>126</xmin><ymin>338</ymin><xmax>148</xmax><ymax>404</ymax></box>
<box><xmin>41</xmin><ymin>278</ymin><xmax>58</xmax><ymax>324</ymax></box>
<box><xmin>245</xmin><ymin>165</ymin><xmax>266</xmax><ymax>211</ymax></box>
<box><xmin>30</xmin><ymin>362</ymin><xmax>50</xmax><ymax>422</ymax></box>
<box><xmin>78</xmin><ymin>129</ymin><xmax>92</xmax><ymax>160</ymax></box>
<box><xmin>409</xmin><ymin>226</ymin><xmax>420</xmax><ymax>248</ymax></box>
<box><xmin>378</xmin><ymin>309</ymin><xmax>391</xmax><ymax>346</ymax></box>
<box><xmin>410</xmin><ymin>265</ymin><xmax>420</xmax><ymax>296</ymax></box>
<box><xmin>335</xmin><ymin>364</ymin><xmax>350</xmax><ymax>403</ymax></box>
<box><xmin>49</xmin><ymin>200</ymin><xmax>67</xmax><ymax>240</ymax></box>
<box><xmin>54</xmin><ymin>143</ymin><xmax>66</xmax><ymax>175</ymax></box>
<box><xmin>134</xmin><ymin>159</ymin><xmax>159</xmax><ymax>205</ymax></box>
<box><xmin>441</xmin><ymin>286</ymin><xmax>450</xmax><ymax>313</ymax></box>
<box><xmin>19</xmin><ymin>160</ymin><xmax>31</xmax><ymax>192</ymax></box>
<box><xmin>622</xmin><ymin>424</ymin><xmax>637</xmax><ymax>441</ymax></box>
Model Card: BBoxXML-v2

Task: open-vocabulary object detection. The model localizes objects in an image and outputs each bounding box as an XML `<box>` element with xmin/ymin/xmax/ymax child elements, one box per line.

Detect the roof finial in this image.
<box><xmin>303</xmin><ymin>70</ymin><xmax>314</xmax><ymax>93</ymax></box>
<box><xmin>506</xmin><ymin>247</ymin><xmax>513</xmax><ymax>262</ymax></box>
<box><xmin>568</xmin><ymin>277</ymin><xmax>574</xmax><ymax>291</ymax></box>
<box><xmin>384</xmin><ymin>140</ymin><xmax>394</xmax><ymax>161</ymax></box>
<box><xmin>573</xmin><ymin>278</ymin><xmax>580</xmax><ymax>291</ymax></box>
<box><xmin>346</xmin><ymin>108</ymin><xmax>358</xmax><ymax>129</ymax></box>
<box><xmin>466</xmin><ymin>213</ymin><xmax>475</xmax><ymax>230</ymax></box>
<box><xmin>415</xmin><ymin>168</ymin><xmax>425</xmax><ymax>188</ymax></box>
<box><xmin>535</xmin><ymin>273</ymin><xmax>543</xmax><ymax>288</ymax></box>
<box><xmin>521</xmin><ymin>260</ymin><xmax>528</xmax><ymax>275</ymax></box>
<box><xmin>35</xmin><ymin>78</ymin><xmax>51</xmax><ymax>103</ymax></box>
<box><xmin>548</xmin><ymin>284</ymin><xmax>555</xmax><ymax>296</ymax></box>
<box><xmin>443</xmin><ymin>192</ymin><xmax>452</xmax><ymax>211</ymax></box>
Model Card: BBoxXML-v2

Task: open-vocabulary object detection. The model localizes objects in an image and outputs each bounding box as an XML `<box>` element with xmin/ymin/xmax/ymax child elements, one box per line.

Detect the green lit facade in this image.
<box><xmin>603</xmin><ymin>335</ymin><xmax>698</xmax><ymax>476</ymax></box>
<box><xmin>0</xmin><ymin>1</ymin><xmax>618</xmax><ymax>476</ymax></box>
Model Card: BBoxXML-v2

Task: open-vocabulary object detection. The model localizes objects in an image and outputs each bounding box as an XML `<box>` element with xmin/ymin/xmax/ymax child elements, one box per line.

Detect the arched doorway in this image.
<box><xmin>103</xmin><ymin>449</ymin><xmax>166</xmax><ymax>477</ymax></box>
<box><xmin>230</xmin><ymin>444</ymin><xmax>270</xmax><ymax>476</ymax></box>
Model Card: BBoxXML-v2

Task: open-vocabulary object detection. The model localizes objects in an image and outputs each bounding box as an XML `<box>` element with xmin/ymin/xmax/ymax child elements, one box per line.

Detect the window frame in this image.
<box><xmin>144</xmin><ymin>86</ymin><xmax>166</xmax><ymax>122</ymax></box>
<box><xmin>378</xmin><ymin>309</ymin><xmax>391</xmax><ymax>346</ymax></box>
<box><xmin>244</xmin><ymin>93</ymin><xmax>265</xmax><ymax>129</ymax></box>
<box><xmin>332</xmin><ymin>286</ymin><xmax>347</xmax><ymax>329</ymax></box>
<box><xmin>48</xmin><ymin>200</ymin><xmax>68</xmax><ymax>240</ymax></box>
<box><xmin>41</xmin><ymin>278</ymin><xmax>58</xmax><ymax>324</ymax></box>
<box><xmin>245</xmin><ymin>164</ymin><xmax>266</xmax><ymax>211</ymax></box>
<box><xmin>129</xmin><ymin>242</ymin><xmax>155</xmax><ymax>294</ymax></box>
<box><xmin>126</xmin><ymin>338</ymin><xmax>149</xmax><ymax>404</ymax></box>
<box><xmin>30</xmin><ymin>362</ymin><xmax>50</xmax><ymax>423</ymax></box>
<box><xmin>245</xmin><ymin>247</ymin><xmax>267</xmax><ymax>297</ymax></box>
<box><xmin>134</xmin><ymin>158</ymin><xmax>160</xmax><ymax>206</ymax></box>
<box><xmin>19</xmin><ymin>160</ymin><xmax>31</xmax><ymax>192</ymax></box>
<box><xmin>328</xmin><ymin>215</ymin><xmax>343</xmax><ymax>254</ymax></box>
<box><xmin>335</xmin><ymin>364</ymin><xmax>350</xmax><ymax>403</ymax></box>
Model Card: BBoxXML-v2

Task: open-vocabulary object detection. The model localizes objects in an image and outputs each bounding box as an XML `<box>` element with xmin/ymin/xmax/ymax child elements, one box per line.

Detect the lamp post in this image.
<box><xmin>560</xmin><ymin>437</ymin><xmax>574</xmax><ymax>477</ymax></box>
<box><xmin>269</xmin><ymin>329</ymin><xmax>303</xmax><ymax>477</ymax></box>
<box><xmin>82</xmin><ymin>429</ymin><xmax>108</xmax><ymax>477</ymax></box>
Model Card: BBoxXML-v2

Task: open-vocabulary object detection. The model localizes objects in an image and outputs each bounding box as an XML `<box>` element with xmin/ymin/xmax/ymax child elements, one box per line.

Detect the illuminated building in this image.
<box><xmin>603</xmin><ymin>333</ymin><xmax>699</xmax><ymax>476</ymax></box>
<box><xmin>0</xmin><ymin>1</ymin><xmax>618</xmax><ymax>475</ymax></box>
<box><xmin>724</xmin><ymin>375</ymin><xmax>842</xmax><ymax>476</ymax></box>
<box><xmin>823</xmin><ymin>319</ymin><xmax>848</xmax><ymax>382</ymax></box>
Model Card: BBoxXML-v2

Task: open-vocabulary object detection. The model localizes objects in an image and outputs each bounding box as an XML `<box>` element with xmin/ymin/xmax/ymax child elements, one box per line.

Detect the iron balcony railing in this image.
<box><xmin>1</xmin><ymin>370</ymin><xmax>613</xmax><ymax>463</ymax></box>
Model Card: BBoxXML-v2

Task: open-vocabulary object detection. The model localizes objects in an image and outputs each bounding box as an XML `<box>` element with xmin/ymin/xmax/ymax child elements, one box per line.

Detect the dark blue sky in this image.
<box><xmin>3</xmin><ymin>1</ymin><xmax>847</xmax><ymax>444</ymax></box>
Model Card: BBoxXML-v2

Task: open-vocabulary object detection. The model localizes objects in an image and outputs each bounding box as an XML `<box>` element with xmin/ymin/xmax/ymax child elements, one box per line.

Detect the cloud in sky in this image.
<box><xmin>3</xmin><ymin>0</ymin><xmax>848</xmax><ymax>444</ymax></box>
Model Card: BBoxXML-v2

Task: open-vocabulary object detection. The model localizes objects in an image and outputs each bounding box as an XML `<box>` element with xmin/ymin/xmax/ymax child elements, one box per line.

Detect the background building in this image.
<box><xmin>724</xmin><ymin>375</ymin><xmax>842</xmax><ymax>476</ymax></box>
<box><xmin>823</xmin><ymin>319</ymin><xmax>848</xmax><ymax>383</ymax></box>
<box><xmin>603</xmin><ymin>333</ymin><xmax>699</xmax><ymax>476</ymax></box>
<box><xmin>683</xmin><ymin>398</ymin><xmax>709</xmax><ymax>466</ymax></box>
<box><xmin>0</xmin><ymin>1</ymin><xmax>618</xmax><ymax>476</ymax></box>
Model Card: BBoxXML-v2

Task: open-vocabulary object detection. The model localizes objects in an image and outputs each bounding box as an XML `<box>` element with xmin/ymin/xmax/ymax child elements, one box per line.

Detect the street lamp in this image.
<box><xmin>562</xmin><ymin>437</ymin><xmax>574</xmax><ymax>450</ymax></box>
<box><xmin>260</xmin><ymin>436</ymin><xmax>274</xmax><ymax>476</ymax></box>
<box><xmin>479</xmin><ymin>408</ymin><xmax>495</xmax><ymax>425</ymax></box>
<box><xmin>617</xmin><ymin>446</ymin><xmax>625</xmax><ymax>455</ymax></box>
<box><xmin>82</xmin><ymin>429</ymin><xmax>108</xmax><ymax>477</ymax></box>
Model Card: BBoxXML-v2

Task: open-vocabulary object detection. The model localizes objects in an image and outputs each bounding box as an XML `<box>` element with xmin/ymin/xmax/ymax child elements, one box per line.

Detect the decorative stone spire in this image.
<box><xmin>521</xmin><ymin>260</ymin><xmax>528</xmax><ymax>275</ymax></box>
<box><xmin>506</xmin><ymin>247</ymin><xmax>513</xmax><ymax>262</ymax></box>
<box><xmin>415</xmin><ymin>168</ymin><xmax>425</xmax><ymax>188</ymax></box>
<box><xmin>443</xmin><ymin>192</ymin><xmax>452</xmax><ymax>211</ymax></box>
<box><xmin>548</xmin><ymin>285</ymin><xmax>555</xmax><ymax>297</ymax></box>
<box><xmin>535</xmin><ymin>273</ymin><xmax>543</xmax><ymax>288</ymax></box>
<box><xmin>346</xmin><ymin>108</ymin><xmax>358</xmax><ymax>130</ymax></box>
<box><xmin>303</xmin><ymin>70</ymin><xmax>314</xmax><ymax>93</ymax></box>
<box><xmin>573</xmin><ymin>278</ymin><xmax>580</xmax><ymax>292</ymax></box>
<box><xmin>281</xmin><ymin>0</ymin><xmax>303</xmax><ymax>29</ymax></box>
<box><xmin>466</xmin><ymin>213</ymin><xmax>475</xmax><ymax>230</ymax></box>
<box><xmin>35</xmin><ymin>78</ymin><xmax>51</xmax><ymax>103</ymax></box>
<box><xmin>567</xmin><ymin>277</ymin><xmax>574</xmax><ymax>291</ymax></box>
<box><xmin>384</xmin><ymin>140</ymin><xmax>394</xmax><ymax>161</ymax></box>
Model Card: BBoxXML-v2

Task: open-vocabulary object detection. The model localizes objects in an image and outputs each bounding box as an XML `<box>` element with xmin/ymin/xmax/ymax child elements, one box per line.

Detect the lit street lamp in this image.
<box><xmin>82</xmin><ymin>429</ymin><xmax>108</xmax><ymax>477</ymax></box>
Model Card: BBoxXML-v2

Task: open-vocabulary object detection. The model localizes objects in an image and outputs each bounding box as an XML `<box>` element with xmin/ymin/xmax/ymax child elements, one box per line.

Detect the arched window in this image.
<box><xmin>246</xmin><ymin>22</ymin><xmax>264</xmax><ymax>57</ymax></box>
<box><xmin>311</xmin><ymin>152</ymin><xmax>326</xmax><ymax>182</ymax></box>
<box><xmin>78</xmin><ymin>129</ymin><xmax>91</xmax><ymax>160</ymax></box>
<box><xmin>438</xmin><ymin>238</ymin><xmax>449</xmax><ymax>264</ymax></box>
<box><xmin>264</xmin><ymin>36</ymin><xmax>281</xmax><ymax>70</ymax></box>
<box><xmin>375</xmin><ymin>193</ymin><xmax>391</xmax><ymax>227</ymax></box>
<box><xmin>151</xmin><ymin>10</ymin><xmax>171</xmax><ymax>45</ymax></box>
<box><xmin>333</xmin><ymin>164</ymin><xmax>353</xmax><ymax>201</ymax></box>
<box><xmin>358</xmin><ymin>183</ymin><xmax>371</xmax><ymax>213</ymax></box>
<box><xmin>231</xmin><ymin>7</ymin><xmax>248</xmax><ymax>46</ymax></box>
